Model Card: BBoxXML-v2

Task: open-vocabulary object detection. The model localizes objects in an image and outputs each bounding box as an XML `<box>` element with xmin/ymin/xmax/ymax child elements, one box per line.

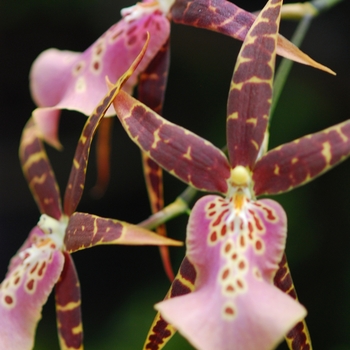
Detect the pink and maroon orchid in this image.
<box><xmin>28</xmin><ymin>0</ymin><xmax>335</xmax><ymax>282</ymax></box>
<box><xmin>110</xmin><ymin>0</ymin><xmax>350</xmax><ymax>348</ymax></box>
<box><xmin>0</xmin><ymin>46</ymin><xmax>181</xmax><ymax>350</ymax></box>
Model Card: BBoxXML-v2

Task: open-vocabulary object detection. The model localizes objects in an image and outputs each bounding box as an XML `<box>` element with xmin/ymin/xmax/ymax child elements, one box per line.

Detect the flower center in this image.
<box><xmin>37</xmin><ymin>214</ymin><xmax>69</xmax><ymax>251</ymax></box>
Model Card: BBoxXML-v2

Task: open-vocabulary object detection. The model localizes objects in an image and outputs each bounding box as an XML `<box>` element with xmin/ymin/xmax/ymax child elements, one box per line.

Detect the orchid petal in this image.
<box><xmin>253</xmin><ymin>119</ymin><xmax>350</xmax><ymax>195</ymax></box>
<box><xmin>274</xmin><ymin>254</ymin><xmax>312</xmax><ymax>350</ymax></box>
<box><xmin>55</xmin><ymin>252</ymin><xmax>83</xmax><ymax>350</ymax></box>
<box><xmin>227</xmin><ymin>0</ymin><xmax>280</xmax><ymax>169</ymax></box>
<box><xmin>156</xmin><ymin>195</ymin><xmax>306</xmax><ymax>350</ymax></box>
<box><xmin>114</xmin><ymin>89</ymin><xmax>231</xmax><ymax>193</ymax></box>
<box><xmin>64</xmin><ymin>212</ymin><xmax>182</xmax><ymax>253</ymax></box>
<box><xmin>170</xmin><ymin>0</ymin><xmax>334</xmax><ymax>74</ymax></box>
<box><xmin>0</xmin><ymin>227</ymin><xmax>65</xmax><ymax>350</ymax></box>
<box><xmin>19</xmin><ymin>118</ymin><xmax>62</xmax><ymax>220</ymax></box>
<box><xmin>63</xmin><ymin>35</ymin><xmax>150</xmax><ymax>216</ymax></box>
<box><xmin>143</xmin><ymin>256</ymin><xmax>196</xmax><ymax>350</ymax></box>
<box><xmin>29</xmin><ymin>7</ymin><xmax>170</xmax><ymax>143</ymax></box>
<box><xmin>138</xmin><ymin>39</ymin><xmax>173</xmax><ymax>280</ymax></box>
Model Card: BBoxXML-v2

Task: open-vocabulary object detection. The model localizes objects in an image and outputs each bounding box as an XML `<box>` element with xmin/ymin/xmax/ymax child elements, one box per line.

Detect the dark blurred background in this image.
<box><xmin>1</xmin><ymin>0</ymin><xmax>350</xmax><ymax>349</ymax></box>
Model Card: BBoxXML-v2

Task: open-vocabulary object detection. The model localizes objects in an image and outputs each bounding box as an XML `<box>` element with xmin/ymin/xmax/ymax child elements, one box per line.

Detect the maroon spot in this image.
<box><xmin>144</xmin><ymin>16</ymin><xmax>152</xmax><ymax>28</ymax></box>
<box><xmin>212</xmin><ymin>209</ymin><xmax>229</xmax><ymax>227</ymax></box>
<box><xmin>230</xmin><ymin>221</ymin><xmax>234</xmax><ymax>231</ymax></box>
<box><xmin>142</xmin><ymin>32</ymin><xmax>148</xmax><ymax>41</ymax></box>
<box><xmin>238</xmin><ymin>261</ymin><xmax>245</xmax><ymax>270</ymax></box>
<box><xmin>209</xmin><ymin>211</ymin><xmax>216</xmax><ymax>217</ymax></box>
<box><xmin>93</xmin><ymin>61</ymin><xmax>100</xmax><ymax>71</ymax></box>
<box><xmin>128</xmin><ymin>35</ymin><xmax>137</xmax><ymax>46</ymax></box>
<box><xmin>231</xmin><ymin>253</ymin><xmax>237</xmax><ymax>260</ymax></box>
<box><xmin>95</xmin><ymin>46</ymin><xmax>103</xmax><ymax>55</ymax></box>
<box><xmin>208</xmin><ymin>203</ymin><xmax>215</xmax><ymax>209</ymax></box>
<box><xmin>27</xmin><ymin>279</ymin><xmax>34</xmax><ymax>291</ymax></box>
<box><xmin>222</xmin><ymin>268</ymin><xmax>230</xmax><ymax>280</ymax></box>
<box><xmin>237</xmin><ymin>279</ymin><xmax>244</xmax><ymax>289</ymax></box>
<box><xmin>255</xmin><ymin>240</ymin><xmax>262</xmax><ymax>251</ymax></box>
<box><xmin>226</xmin><ymin>284</ymin><xmax>235</xmax><ymax>293</ymax></box>
<box><xmin>221</xmin><ymin>224</ymin><xmax>227</xmax><ymax>237</ymax></box>
<box><xmin>224</xmin><ymin>243</ymin><xmax>232</xmax><ymax>253</ymax></box>
<box><xmin>225</xmin><ymin>306</ymin><xmax>235</xmax><ymax>315</ymax></box>
<box><xmin>112</xmin><ymin>30</ymin><xmax>123</xmax><ymax>41</ymax></box>
<box><xmin>210</xmin><ymin>231</ymin><xmax>217</xmax><ymax>242</ymax></box>
<box><xmin>38</xmin><ymin>261</ymin><xmax>46</xmax><ymax>276</ymax></box>
<box><xmin>14</xmin><ymin>276</ymin><xmax>20</xmax><ymax>285</ymax></box>
<box><xmin>50</xmin><ymin>243</ymin><xmax>56</xmax><ymax>249</ymax></box>
<box><xmin>75</xmin><ymin>63</ymin><xmax>83</xmax><ymax>72</ymax></box>
<box><xmin>30</xmin><ymin>262</ymin><xmax>38</xmax><ymax>274</ymax></box>
<box><xmin>4</xmin><ymin>295</ymin><xmax>13</xmax><ymax>305</ymax></box>
<box><xmin>126</xmin><ymin>25</ymin><xmax>137</xmax><ymax>35</ymax></box>
<box><xmin>240</xmin><ymin>235</ymin><xmax>245</xmax><ymax>247</ymax></box>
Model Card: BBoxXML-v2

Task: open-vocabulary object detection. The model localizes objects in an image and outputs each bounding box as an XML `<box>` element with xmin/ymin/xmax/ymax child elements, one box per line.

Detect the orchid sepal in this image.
<box><xmin>113</xmin><ymin>89</ymin><xmax>231</xmax><ymax>194</ymax></box>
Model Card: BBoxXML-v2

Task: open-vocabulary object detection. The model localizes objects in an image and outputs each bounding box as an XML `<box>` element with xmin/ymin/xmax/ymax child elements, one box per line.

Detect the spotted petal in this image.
<box><xmin>29</xmin><ymin>5</ymin><xmax>170</xmax><ymax>147</ymax></box>
<box><xmin>171</xmin><ymin>0</ymin><xmax>334</xmax><ymax>74</ymax></box>
<box><xmin>253</xmin><ymin>119</ymin><xmax>350</xmax><ymax>195</ymax></box>
<box><xmin>156</xmin><ymin>195</ymin><xmax>306</xmax><ymax>350</ymax></box>
<box><xmin>114</xmin><ymin>90</ymin><xmax>231</xmax><ymax>193</ymax></box>
<box><xmin>55</xmin><ymin>252</ymin><xmax>83</xmax><ymax>350</ymax></box>
<box><xmin>227</xmin><ymin>0</ymin><xmax>280</xmax><ymax>170</ymax></box>
<box><xmin>19</xmin><ymin>118</ymin><xmax>62</xmax><ymax>220</ymax></box>
<box><xmin>64</xmin><ymin>212</ymin><xmax>182</xmax><ymax>253</ymax></box>
<box><xmin>63</xmin><ymin>34</ymin><xmax>150</xmax><ymax>216</ymax></box>
<box><xmin>0</xmin><ymin>227</ymin><xmax>65</xmax><ymax>350</ymax></box>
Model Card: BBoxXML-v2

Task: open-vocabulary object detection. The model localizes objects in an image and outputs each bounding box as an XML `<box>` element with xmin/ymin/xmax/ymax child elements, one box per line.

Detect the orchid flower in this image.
<box><xmin>29</xmin><ymin>0</ymin><xmax>335</xmax><ymax>281</ymax></box>
<box><xmin>111</xmin><ymin>0</ymin><xmax>350</xmax><ymax>348</ymax></box>
<box><xmin>0</xmin><ymin>44</ymin><xmax>181</xmax><ymax>350</ymax></box>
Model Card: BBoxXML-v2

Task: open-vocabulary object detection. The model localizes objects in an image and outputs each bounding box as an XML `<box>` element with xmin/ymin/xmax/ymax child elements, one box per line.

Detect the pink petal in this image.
<box><xmin>0</xmin><ymin>227</ymin><xmax>65</xmax><ymax>350</ymax></box>
<box><xmin>156</xmin><ymin>195</ymin><xmax>306</xmax><ymax>350</ymax></box>
<box><xmin>29</xmin><ymin>8</ymin><xmax>170</xmax><ymax>144</ymax></box>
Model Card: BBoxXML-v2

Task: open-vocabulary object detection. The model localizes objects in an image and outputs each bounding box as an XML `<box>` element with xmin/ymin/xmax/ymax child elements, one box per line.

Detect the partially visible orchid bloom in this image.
<box><xmin>0</xmin><ymin>45</ymin><xmax>181</xmax><ymax>350</ymax></box>
<box><xmin>29</xmin><ymin>0</ymin><xmax>335</xmax><ymax>281</ymax></box>
<box><xmin>111</xmin><ymin>0</ymin><xmax>350</xmax><ymax>348</ymax></box>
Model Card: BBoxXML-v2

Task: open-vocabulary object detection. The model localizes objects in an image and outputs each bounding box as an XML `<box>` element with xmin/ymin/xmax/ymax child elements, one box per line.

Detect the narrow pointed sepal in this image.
<box><xmin>227</xmin><ymin>0</ymin><xmax>280</xmax><ymax>169</ymax></box>
<box><xmin>55</xmin><ymin>252</ymin><xmax>83</xmax><ymax>350</ymax></box>
<box><xmin>65</xmin><ymin>212</ymin><xmax>182</xmax><ymax>253</ymax></box>
<box><xmin>156</xmin><ymin>195</ymin><xmax>306</xmax><ymax>350</ymax></box>
<box><xmin>253</xmin><ymin>120</ymin><xmax>350</xmax><ymax>195</ymax></box>
<box><xmin>143</xmin><ymin>257</ymin><xmax>196</xmax><ymax>350</ymax></box>
<box><xmin>274</xmin><ymin>254</ymin><xmax>312</xmax><ymax>350</ymax></box>
<box><xmin>0</xmin><ymin>227</ymin><xmax>65</xmax><ymax>350</ymax></box>
<box><xmin>114</xmin><ymin>89</ymin><xmax>231</xmax><ymax>194</ymax></box>
<box><xmin>63</xmin><ymin>35</ymin><xmax>150</xmax><ymax>216</ymax></box>
<box><xmin>19</xmin><ymin>117</ymin><xmax>62</xmax><ymax>220</ymax></box>
<box><xmin>170</xmin><ymin>0</ymin><xmax>334</xmax><ymax>74</ymax></box>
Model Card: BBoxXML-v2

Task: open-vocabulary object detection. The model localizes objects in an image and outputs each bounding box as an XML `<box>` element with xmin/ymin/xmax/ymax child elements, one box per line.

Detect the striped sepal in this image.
<box><xmin>274</xmin><ymin>254</ymin><xmax>312</xmax><ymax>350</ymax></box>
<box><xmin>170</xmin><ymin>0</ymin><xmax>334</xmax><ymax>74</ymax></box>
<box><xmin>64</xmin><ymin>212</ymin><xmax>182</xmax><ymax>253</ymax></box>
<box><xmin>55</xmin><ymin>252</ymin><xmax>83</xmax><ymax>350</ymax></box>
<box><xmin>253</xmin><ymin>120</ymin><xmax>350</xmax><ymax>196</ymax></box>
<box><xmin>114</xmin><ymin>90</ymin><xmax>231</xmax><ymax>194</ymax></box>
<box><xmin>19</xmin><ymin>118</ymin><xmax>62</xmax><ymax>220</ymax></box>
<box><xmin>63</xmin><ymin>33</ymin><xmax>150</xmax><ymax>216</ymax></box>
<box><xmin>143</xmin><ymin>257</ymin><xmax>196</xmax><ymax>350</ymax></box>
<box><xmin>138</xmin><ymin>40</ymin><xmax>173</xmax><ymax>280</ymax></box>
<box><xmin>227</xmin><ymin>0</ymin><xmax>280</xmax><ymax>170</ymax></box>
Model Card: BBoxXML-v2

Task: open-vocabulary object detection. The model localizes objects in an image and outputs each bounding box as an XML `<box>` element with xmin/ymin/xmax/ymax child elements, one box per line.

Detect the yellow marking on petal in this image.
<box><xmin>273</xmin><ymin>164</ymin><xmax>280</xmax><ymax>175</ymax></box>
<box><xmin>56</xmin><ymin>300</ymin><xmax>81</xmax><ymax>312</ymax></box>
<box><xmin>291</xmin><ymin>157</ymin><xmax>298</xmax><ymax>164</ymax></box>
<box><xmin>227</xmin><ymin>112</ymin><xmax>239</xmax><ymax>120</ymax></box>
<box><xmin>183</xmin><ymin>147</ymin><xmax>192</xmax><ymax>160</ymax></box>
<box><xmin>151</xmin><ymin>128</ymin><xmax>161</xmax><ymax>149</ymax></box>
<box><xmin>72</xmin><ymin>323</ymin><xmax>83</xmax><ymax>335</ymax></box>
<box><xmin>321</xmin><ymin>141</ymin><xmax>332</xmax><ymax>165</ymax></box>
<box><xmin>251</xmin><ymin>139</ymin><xmax>259</xmax><ymax>151</ymax></box>
<box><xmin>246</xmin><ymin>117</ymin><xmax>257</xmax><ymax>126</ymax></box>
<box><xmin>73</xmin><ymin>159</ymin><xmax>80</xmax><ymax>169</ymax></box>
